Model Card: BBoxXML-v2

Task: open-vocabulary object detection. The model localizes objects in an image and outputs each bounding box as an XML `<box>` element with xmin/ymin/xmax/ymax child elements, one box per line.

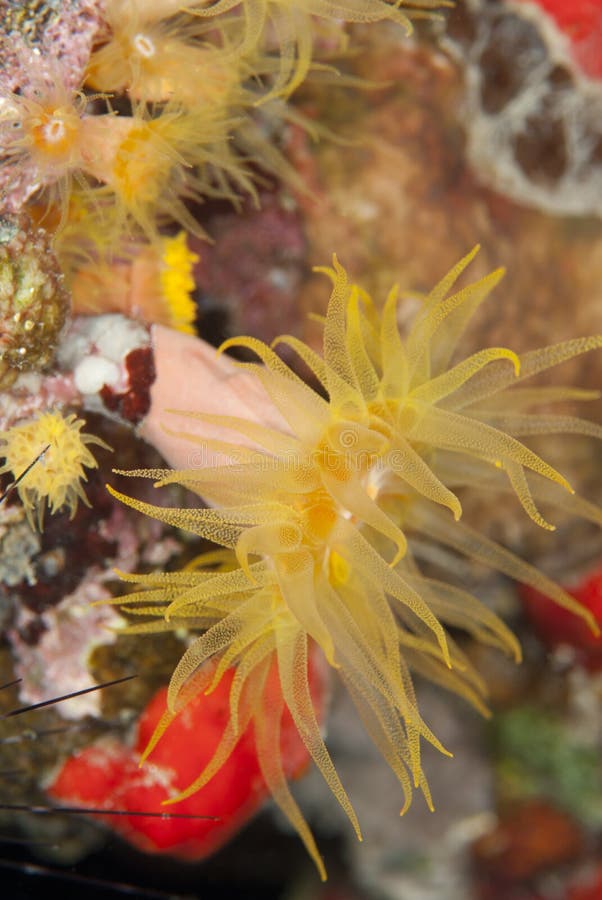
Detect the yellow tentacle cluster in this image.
<box><xmin>108</xmin><ymin>249</ymin><xmax>602</xmax><ymax>877</ymax></box>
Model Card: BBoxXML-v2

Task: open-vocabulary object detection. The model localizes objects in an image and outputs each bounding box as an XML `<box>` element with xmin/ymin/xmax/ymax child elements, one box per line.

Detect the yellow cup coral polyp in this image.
<box><xmin>108</xmin><ymin>249</ymin><xmax>602</xmax><ymax>878</ymax></box>
<box><xmin>189</xmin><ymin>0</ymin><xmax>446</xmax><ymax>98</ymax></box>
<box><xmin>0</xmin><ymin>410</ymin><xmax>111</xmax><ymax>530</ymax></box>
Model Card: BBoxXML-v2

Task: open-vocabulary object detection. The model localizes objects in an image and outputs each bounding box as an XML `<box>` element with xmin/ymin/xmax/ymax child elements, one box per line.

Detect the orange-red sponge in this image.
<box><xmin>521</xmin><ymin>564</ymin><xmax>602</xmax><ymax>671</ymax></box>
<box><xmin>48</xmin><ymin>654</ymin><xmax>327</xmax><ymax>859</ymax></box>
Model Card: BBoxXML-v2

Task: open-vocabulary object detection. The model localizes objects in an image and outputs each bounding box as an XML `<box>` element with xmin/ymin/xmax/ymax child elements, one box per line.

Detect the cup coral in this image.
<box><xmin>188</xmin><ymin>0</ymin><xmax>447</xmax><ymax>97</ymax></box>
<box><xmin>0</xmin><ymin>55</ymin><xmax>258</xmax><ymax>254</ymax></box>
<box><xmin>107</xmin><ymin>249</ymin><xmax>601</xmax><ymax>877</ymax></box>
<box><xmin>68</xmin><ymin>231</ymin><xmax>199</xmax><ymax>334</ymax></box>
<box><xmin>1</xmin><ymin>0</ymin><xmax>449</xmax><ymax>291</ymax></box>
<box><xmin>85</xmin><ymin>5</ymin><xmax>252</xmax><ymax>109</ymax></box>
<box><xmin>0</xmin><ymin>410</ymin><xmax>111</xmax><ymax>530</ymax></box>
<box><xmin>0</xmin><ymin>71</ymin><xmax>89</xmax><ymax>210</ymax></box>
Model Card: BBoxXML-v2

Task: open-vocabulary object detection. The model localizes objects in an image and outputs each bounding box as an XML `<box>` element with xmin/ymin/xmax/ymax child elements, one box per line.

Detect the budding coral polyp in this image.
<box><xmin>109</xmin><ymin>249</ymin><xmax>602</xmax><ymax>878</ymax></box>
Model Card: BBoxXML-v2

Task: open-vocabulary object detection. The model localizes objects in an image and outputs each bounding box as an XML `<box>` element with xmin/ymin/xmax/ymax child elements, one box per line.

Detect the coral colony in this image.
<box><xmin>1</xmin><ymin>0</ymin><xmax>602</xmax><ymax>890</ymax></box>
<box><xmin>104</xmin><ymin>250</ymin><xmax>602</xmax><ymax>878</ymax></box>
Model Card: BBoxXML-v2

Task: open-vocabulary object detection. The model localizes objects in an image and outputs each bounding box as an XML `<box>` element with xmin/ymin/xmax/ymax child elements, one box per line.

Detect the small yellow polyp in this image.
<box><xmin>0</xmin><ymin>410</ymin><xmax>111</xmax><ymax>530</ymax></box>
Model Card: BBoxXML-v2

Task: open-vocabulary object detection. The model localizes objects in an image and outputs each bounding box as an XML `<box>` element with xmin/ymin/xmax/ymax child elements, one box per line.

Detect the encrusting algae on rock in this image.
<box><xmin>0</xmin><ymin>214</ymin><xmax>70</xmax><ymax>386</ymax></box>
<box><xmin>106</xmin><ymin>248</ymin><xmax>602</xmax><ymax>878</ymax></box>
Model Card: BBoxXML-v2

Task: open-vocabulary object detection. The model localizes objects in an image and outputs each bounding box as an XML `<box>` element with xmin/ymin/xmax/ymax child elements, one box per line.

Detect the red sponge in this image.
<box><xmin>515</xmin><ymin>0</ymin><xmax>602</xmax><ymax>80</ymax></box>
<box><xmin>521</xmin><ymin>564</ymin><xmax>602</xmax><ymax>670</ymax></box>
<box><xmin>49</xmin><ymin>656</ymin><xmax>326</xmax><ymax>859</ymax></box>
